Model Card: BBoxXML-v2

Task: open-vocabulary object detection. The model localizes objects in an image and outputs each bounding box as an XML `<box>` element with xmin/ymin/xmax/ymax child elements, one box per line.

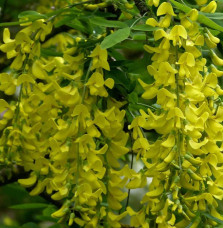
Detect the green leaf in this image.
<box><xmin>90</xmin><ymin>17</ymin><xmax>127</xmax><ymax>28</ymax></box>
<box><xmin>35</xmin><ymin>215</ymin><xmax>57</xmax><ymax>223</ymax></box>
<box><xmin>43</xmin><ymin>205</ymin><xmax>57</xmax><ymax>216</ymax></box>
<box><xmin>170</xmin><ymin>0</ymin><xmax>191</xmax><ymax>13</ymax></box>
<box><xmin>198</xmin><ymin>14</ymin><xmax>223</xmax><ymax>32</ymax></box>
<box><xmin>202</xmin><ymin>12</ymin><xmax>223</xmax><ymax>19</ymax></box>
<box><xmin>49</xmin><ymin>225</ymin><xmax>63</xmax><ymax>228</ymax></box>
<box><xmin>18</xmin><ymin>11</ymin><xmax>48</xmax><ymax>20</ymax></box>
<box><xmin>101</xmin><ymin>27</ymin><xmax>131</xmax><ymax>49</ymax></box>
<box><xmin>0</xmin><ymin>226</ymin><xmax>18</xmax><ymax>228</ymax></box>
<box><xmin>54</xmin><ymin>15</ymin><xmax>73</xmax><ymax>28</ymax></box>
<box><xmin>65</xmin><ymin>18</ymin><xmax>91</xmax><ymax>33</ymax></box>
<box><xmin>126</xmin><ymin>109</ymin><xmax>134</xmax><ymax>123</ymax></box>
<box><xmin>114</xmin><ymin>40</ymin><xmax>144</xmax><ymax>50</ymax></box>
<box><xmin>105</xmin><ymin>69</ymin><xmax>130</xmax><ymax>90</ymax></box>
<box><xmin>0</xmin><ymin>20</ymin><xmax>31</xmax><ymax>27</ymax></box>
<box><xmin>170</xmin><ymin>0</ymin><xmax>223</xmax><ymax>32</ymax></box>
<box><xmin>128</xmin><ymin>92</ymin><xmax>138</xmax><ymax>104</ymax></box>
<box><xmin>41</xmin><ymin>48</ymin><xmax>63</xmax><ymax>57</ymax></box>
<box><xmin>131</xmin><ymin>24</ymin><xmax>158</xmax><ymax>31</ymax></box>
<box><xmin>132</xmin><ymin>32</ymin><xmax>147</xmax><ymax>41</ymax></box>
<box><xmin>202</xmin><ymin>212</ymin><xmax>223</xmax><ymax>224</ymax></box>
<box><xmin>10</xmin><ymin>203</ymin><xmax>49</xmax><ymax>209</ymax></box>
<box><xmin>22</xmin><ymin>223</ymin><xmax>39</xmax><ymax>228</ymax></box>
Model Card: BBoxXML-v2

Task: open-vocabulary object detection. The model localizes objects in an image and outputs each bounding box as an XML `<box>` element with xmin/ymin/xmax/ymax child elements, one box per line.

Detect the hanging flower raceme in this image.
<box><xmin>0</xmin><ymin>20</ymin><xmax>52</xmax><ymax>70</ymax></box>
<box><xmin>128</xmin><ymin>1</ymin><xmax>223</xmax><ymax>227</ymax></box>
<box><xmin>1</xmin><ymin>0</ymin><xmax>223</xmax><ymax>227</ymax></box>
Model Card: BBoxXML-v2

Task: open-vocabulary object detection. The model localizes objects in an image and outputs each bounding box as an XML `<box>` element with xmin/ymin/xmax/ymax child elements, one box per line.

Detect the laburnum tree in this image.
<box><xmin>1</xmin><ymin>0</ymin><xmax>223</xmax><ymax>227</ymax></box>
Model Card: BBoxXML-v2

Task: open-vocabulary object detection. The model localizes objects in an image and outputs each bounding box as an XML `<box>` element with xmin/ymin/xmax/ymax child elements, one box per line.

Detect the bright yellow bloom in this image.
<box><xmin>201</xmin><ymin>0</ymin><xmax>217</xmax><ymax>13</ymax></box>
<box><xmin>89</xmin><ymin>45</ymin><xmax>110</xmax><ymax>71</ymax></box>
<box><xmin>169</xmin><ymin>25</ymin><xmax>187</xmax><ymax>47</ymax></box>
<box><xmin>86</xmin><ymin>72</ymin><xmax>114</xmax><ymax>97</ymax></box>
<box><xmin>0</xmin><ymin>73</ymin><xmax>17</xmax><ymax>95</ymax></box>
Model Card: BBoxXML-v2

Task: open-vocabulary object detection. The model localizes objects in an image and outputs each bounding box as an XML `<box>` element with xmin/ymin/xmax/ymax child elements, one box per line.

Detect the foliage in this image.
<box><xmin>1</xmin><ymin>0</ymin><xmax>223</xmax><ymax>227</ymax></box>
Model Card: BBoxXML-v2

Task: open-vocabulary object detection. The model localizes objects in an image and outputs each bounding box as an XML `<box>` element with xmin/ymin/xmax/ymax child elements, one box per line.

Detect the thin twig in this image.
<box><xmin>81</xmin><ymin>61</ymin><xmax>92</xmax><ymax>103</ymax></box>
<box><xmin>133</xmin><ymin>0</ymin><xmax>148</xmax><ymax>16</ymax></box>
<box><xmin>1</xmin><ymin>0</ymin><xmax>8</xmax><ymax>20</ymax></box>
<box><xmin>125</xmin><ymin>132</ymin><xmax>134</xmax><ymax>210</ymax></box>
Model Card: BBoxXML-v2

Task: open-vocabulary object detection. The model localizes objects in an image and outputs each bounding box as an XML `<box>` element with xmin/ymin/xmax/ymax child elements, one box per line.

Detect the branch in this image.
<box><xmin>0</xmin><ymin>0</ymin><xmax>8</xmax><ymax>20</ymax></box>
<box><xmin>0</xmin><ymin>165</ymin><xmax>62</xmax><ymax>208</ymax></box>
<box><xmin>134</xmin><ymin>0</ymin><xmax>148</xmax><ymax>15</ymax></box>
<box><xmin>0</xmin><ymin>165</ymin><xmax>28</xmax><ymax>187</ymax></box>
<box><xmin>39</xmin><ymin>192</ymin><xmax>62</xmax><ymax>208</ymax></box>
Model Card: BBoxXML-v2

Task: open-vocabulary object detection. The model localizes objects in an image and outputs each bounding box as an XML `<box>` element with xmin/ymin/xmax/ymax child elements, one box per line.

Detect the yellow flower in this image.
<box><xmin>18</xmin><ymin>173</ymin><xmax>37</xmax><ymax>187</ymax></box>
<box><xmin>138</xmin><ymin>79</ymin><xmax>158</xmax><ymax>99</ymax></box>
<box><xmin>107</xmin><ymin>211</ymin><xmax>128</xmax><ymax>228</ymax></box>
<box><xmin>127</xmin><ymin>207</ymin><xmax>149</xmax><ymax>228</ymax></box>
<box><xmin>0</xmin><ymin>99</ymin><xmax>14</xmax><ymax>130</ymax></box>
<box><xmin>201</xmin><ymin>0</ymin><xmax>217</xmax><ymax>13</ymax></box>
<box><xmin>211</xmin><ymin>50</ymin><xmax>223</xmax><ymax>66</ymax></box>
<box><xmin>157</xmin><ymin>2</ymin><xmax>176</xmax><ymax>16</ymax></box>
<box><xmin>195</xmin><ymin>0</ymin><xmax>208</xmax><ymax>5</ymax></box>
<box><xmin>86</xmin><ymin>72</ymin><xmax>114</xmax><ymax>97</ymax></box>
<box><xmin>89</xmin><ymin>45</ymin><xmax>110</xmax><ymax>71</ymax></box>
<box><xmin>0</xmin><ymin>73</ymin><xmax>17</xmax><ymax>95</ymax></box>
<box><xmin>148</xmin><ymin>0</ymin><xmax>160</xmax><ymax>7</ymax></box>
<box><xmin>169</xmin><ymin>25</ymin><xmax>187</xmax><ymax>47</ymax></box>
<box><xmin>180</xmin><ymin>9</ymin><xmax>198</xmax><ymax>28</ymax></box>
<box><xmin>75</xmin><ymin>183</ymin><xmax>102</xmax><ymax>206</ymax></box>
<box><xmin>133</xmin><ymin>137</ymin><xmax>150</xmax><ymax>158</ymax></box>
<box><xmin>0</xmin><ymin>28</ymin><xmax>17</xmax><ymax>59</ymax></box>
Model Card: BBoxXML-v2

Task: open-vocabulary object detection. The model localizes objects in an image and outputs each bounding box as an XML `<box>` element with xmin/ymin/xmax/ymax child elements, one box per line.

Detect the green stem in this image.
<box><xmin>175</xmin><ymin>47</ymin><xmax>182</xmax><ymax>171</ymax></box>
<box><xmin>81</xmin><ymin>61</ymin><xmax>92</xmax><ymax>103</ymax></box>
<box><xmin>75</xmin><ymin>142</ymin><xmax>80</xmax><ymax>187</ymax></box>
<box><xmin>125</xmin><ymin>133</ymin><xmax>134</xmax><ymax>210</ymax></box>
<box><xmin>0</xmin><ymin>20</ymin><xmax>31</xmax><ymax>27</ymax></box>
<box><xmin>130</xmin><ymin>12</ymin><xmax>147</xmax><ymax>28</ymax></box>
<box><xmin>128</xmin><ymin>109</ymin><xmax>147</xmax><ymax>139</ymax></box>
<box><xmin>0</xmin><ymin>1</ymin><xmax>94</xmax><ymax>27</ymax></box>
<box><xmin>46</xmin><ymin>0</ymin><xmax>94</xmax><ymax>22</ymax></box>
<box><xmin>105</xmin><ymin>158</ymin><xmax>110</xmax><ymax>228</ymax></box>
<box><xmin>13</xmin><ymin>56</ymin><xmax>29</xmax><ymax>126</ymax></box>
<box><xmin>14</xmin><ymin>85</ymin><xmax>23</xmax><ymax>126</ymax></box>
<box><xmin>136</xmin><ymin>102</ymin><xmax>157</xmax><ymax>110</ymax></box>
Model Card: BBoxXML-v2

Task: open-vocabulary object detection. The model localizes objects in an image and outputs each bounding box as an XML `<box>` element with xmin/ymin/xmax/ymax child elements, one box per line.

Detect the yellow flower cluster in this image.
<box><xmin>37</xmin><ymin>0</ymin><xmax>109</xmax><ymax>14</ymax></box>
<box><xmin>1</xmin><ymin>0</ymin><xmax>223</xmax><ymax>227</ymax></box>
<box><xmin>128</xmin><ymin>0</ymin><xmax>223</xmax><ymax>227</ymax></box>
<box><xmin>0</xmin><ymin>13</ymin><xmax>131</xmax><ymax>226</ymax></box>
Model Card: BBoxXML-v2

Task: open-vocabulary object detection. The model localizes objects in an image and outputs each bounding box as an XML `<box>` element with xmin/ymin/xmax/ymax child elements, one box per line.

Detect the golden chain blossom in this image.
<box><xmin>0</xmin><ymin>0</ymin><xmax>223</xmax><ymax>227</ymax></box>
<box><xmin>128</xmin><ymin>0</ymin><xmax>223</xmax><ymax>227</ymax></box>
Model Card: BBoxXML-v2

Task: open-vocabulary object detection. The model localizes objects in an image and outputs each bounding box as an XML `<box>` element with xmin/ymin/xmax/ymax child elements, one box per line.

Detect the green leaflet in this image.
<box><xmin>201</xmin><ymin>12</ymin><xmax>223</xmax><ymax>19</ymax></box>
<box><xmin>18</xmin><ymin>11</ymin><xmax>48</xmax><ymax>20</ymax></box>
<box><xmin>10</xmin><ymin>203</ymin><xmax>49</xmax><ymax>209</ymax></box>
<box><xmin>202</xmin><ymin>212</ymin><xmax>223</xmax><ymax>225</ymax></box>
<box><xmin>131</xmin><ymin>24</ymin><xmax>158</xmax><ymax>31</ymax></box>
<box><xmin>0</xmin><ymin>20</ymin><xmax>31</xmax><ymax>27</ymax></box>
<box><xmin>0</xmin><ymin>11</ymin><xmax>47</xmax><ymax>27</ymax></box>
<box><xmin>101</xmin><ymin>27</ymin><xmax>131</xmax><ymax>49</ymax></box>
<box><xmin>170</xmin><ymin>0</ymin><xmax>223</xmax><ymax>32</ymax></box>
<box><xmin>90</xmin><ymin>17</ymin><xmax>127</xmax><ymax>28</ymax></box>
<box><xmin>21</xmin><ymin>223</ymin><xmax>39</xmax><ymax>228</ymax></box>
